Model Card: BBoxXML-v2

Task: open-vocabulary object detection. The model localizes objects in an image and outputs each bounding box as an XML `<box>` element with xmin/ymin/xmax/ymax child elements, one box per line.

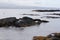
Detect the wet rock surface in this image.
<box><xmin>33</xmin><ymin>33</ymin><xmax>60</xmax><ymax>40</ymax></box>
<box><xmin>0</xmin><ymin>17</ymin><xmax>49</xmax><ymax>27</ymax></box>
<box><xmin>0</xmin><ymin>17</ymin><xmax>17</xmax><ymax>27</ymax></box>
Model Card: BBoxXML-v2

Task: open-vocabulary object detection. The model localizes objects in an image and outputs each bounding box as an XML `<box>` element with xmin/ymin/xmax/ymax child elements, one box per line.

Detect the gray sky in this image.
<box><xmin>0</xmin><ymin>0</ymin><xmax>60</xmax><ymax>8</ymax></box>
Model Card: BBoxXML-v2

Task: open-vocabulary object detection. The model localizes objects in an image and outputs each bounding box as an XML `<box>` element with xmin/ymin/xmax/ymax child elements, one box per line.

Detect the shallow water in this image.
<box><xmin>0</xmin><ymin>9</ymin><xmax>60</xmax><ymax>40</ymax></box>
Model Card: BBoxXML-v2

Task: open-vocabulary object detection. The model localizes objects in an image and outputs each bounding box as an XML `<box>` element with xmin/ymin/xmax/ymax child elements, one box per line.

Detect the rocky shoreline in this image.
<box><xmin>33</xmin><ymin>32</ymin><xmax>60</xmax><ymax>40</ymax></box>
<box><xmin>0</xmin><ymin>16</ymin><xmax>49</xmax><ymax>28</ymax></box>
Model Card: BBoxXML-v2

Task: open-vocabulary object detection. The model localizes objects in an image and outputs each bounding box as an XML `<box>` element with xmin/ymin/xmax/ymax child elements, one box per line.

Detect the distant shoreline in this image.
<box><xmin>32</xmin><ymin>10</ymin><xmax>60</xmax><ymax>12</ymax></box>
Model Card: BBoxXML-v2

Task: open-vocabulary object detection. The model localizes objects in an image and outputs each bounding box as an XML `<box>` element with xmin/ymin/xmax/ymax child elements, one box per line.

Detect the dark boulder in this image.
<box><xmin>0</xmin><ymin>17</ymin><xmax>18</xmax><ymax>27</ymax></box>
<box><xmin>15</xmin><ymin>17</ymin><xmax>41</xmax><ymax>27</ymax></box>
<box><xmin>0</xmin><ymin>16</ymin><xmax>49</xmax><ymax>27</ymax></box>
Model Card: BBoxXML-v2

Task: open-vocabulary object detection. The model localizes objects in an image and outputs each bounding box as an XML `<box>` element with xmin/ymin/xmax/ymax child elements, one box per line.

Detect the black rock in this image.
<box><xmin>15</xmin><ymin>17</ymin><xmax>41</xmax><ymax>27</ymax></box>
<box><xmin>0</xmin><ymin>16</ymin><xmax>49</xmax><ymax>27</ymax></box>
<box><xmin>0</xmin><ymin>17</ymin><xmax>17</xmax><ymax>27</ymax></box>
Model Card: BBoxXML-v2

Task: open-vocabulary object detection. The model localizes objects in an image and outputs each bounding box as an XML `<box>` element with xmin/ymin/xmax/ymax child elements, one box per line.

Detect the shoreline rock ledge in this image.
<box><xmin>33</xmin><ymin>32</ymin><xmax>60</xmax><ymax>40</ymax></box>
<box><xmin>0</xmin><ymin>16</ymin><xmax>49</xmax><ymax>27</ymax></box>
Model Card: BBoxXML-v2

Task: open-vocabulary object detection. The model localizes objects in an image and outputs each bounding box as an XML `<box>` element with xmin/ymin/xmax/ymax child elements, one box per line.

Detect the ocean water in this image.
<box><xmin>0</xmin><ymin>9</ymin><xmax>60</xmax><ymax>40</ymax></box>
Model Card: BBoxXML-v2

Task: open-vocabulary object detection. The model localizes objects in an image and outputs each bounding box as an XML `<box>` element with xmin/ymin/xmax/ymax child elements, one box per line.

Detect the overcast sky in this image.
<box><xmin>0</xmin><ymin>0</ymin><xmax>60</xmax><ymax>8</ymax></box>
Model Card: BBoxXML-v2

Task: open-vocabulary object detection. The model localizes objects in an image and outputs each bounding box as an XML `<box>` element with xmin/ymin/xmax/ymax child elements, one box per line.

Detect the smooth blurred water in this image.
<box><xmin>0</xmin><ymin>9</ymin><xmax>60</xmax><ymax>40</ymax></box>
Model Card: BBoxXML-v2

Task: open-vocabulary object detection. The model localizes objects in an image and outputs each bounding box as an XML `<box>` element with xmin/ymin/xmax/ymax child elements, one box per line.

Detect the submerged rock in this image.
<box><xmin>21</xmin><ymin>14</ymin><xmax>40</xmax><ymax>16</ymax></box>
<box><xmin>47</xmin><ymin>13</ymin><xmax>60</xmax><ymax>16</ymax></box>
<box><xmin>45</xmin><ymin>16</ymin><xmax>60</xmax><ymax>19</ymax></box>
